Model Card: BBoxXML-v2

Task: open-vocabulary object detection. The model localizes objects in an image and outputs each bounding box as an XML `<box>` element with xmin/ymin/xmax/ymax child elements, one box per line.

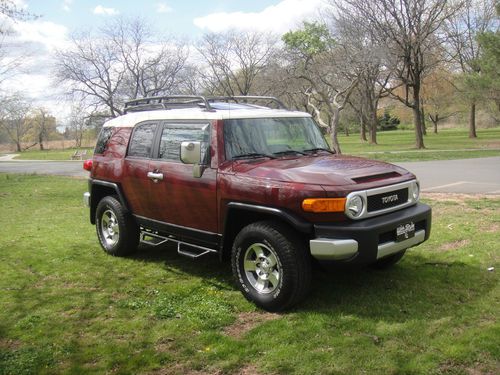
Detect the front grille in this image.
<box><xmin>367</xmin><ymin>188</ymin><xmax>409</xmax><ymax>212</ymax></box>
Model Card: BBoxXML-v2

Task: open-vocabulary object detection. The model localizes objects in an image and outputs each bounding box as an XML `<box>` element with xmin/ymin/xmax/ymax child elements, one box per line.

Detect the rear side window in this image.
<box><xmin>158</xmin><ymin>123</ymin><xmax>210</xmax><ymax>162</ymax></box>
<box><xmin>94</xmin><ymin>127</ymin><xmax>113</xmax><ymax>154</ymax></box>
<box><xmin>128</xmin><ymin>123</ymin><xmax>157</xmax><ymax>158</ymax></box>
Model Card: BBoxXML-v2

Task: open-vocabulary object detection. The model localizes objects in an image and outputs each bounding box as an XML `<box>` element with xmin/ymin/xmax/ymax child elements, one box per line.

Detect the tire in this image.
<box><xmin>95</xmin><ymin>195</ymin><xmax>139</xmax><ymax>256</ymax></box>
<box><xmin>231</xmin><ymin>221</ymin><xmax>311</xmax><ymax>312</ymax></box>
<box><xmin>370</xmin><ymin>250</ymin><xmax>406</xmax><ymax>270</ymax></box>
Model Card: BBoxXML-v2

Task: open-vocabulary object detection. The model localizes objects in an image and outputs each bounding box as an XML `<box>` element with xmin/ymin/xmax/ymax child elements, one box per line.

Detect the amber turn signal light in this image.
<box><xmin>302</xmin><ymin>198</ymin><xmax>346</xmax><ymax>213</ymax></box>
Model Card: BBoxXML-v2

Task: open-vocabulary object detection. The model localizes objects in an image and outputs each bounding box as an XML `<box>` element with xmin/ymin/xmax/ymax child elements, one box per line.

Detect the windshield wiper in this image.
<box><xmin>233</xmin><ymin>153</ymin><xmax>276</xmax><ymax>160</ymax></box>
<box><xmin>273</xmin><ymin>150</ymin><xmax>306</xmax><ymax>156</ymax></box>
<box><xmin>303</xmin><ymin>147</ymin><xmax>335</xmax><ymax>154</ymax></box>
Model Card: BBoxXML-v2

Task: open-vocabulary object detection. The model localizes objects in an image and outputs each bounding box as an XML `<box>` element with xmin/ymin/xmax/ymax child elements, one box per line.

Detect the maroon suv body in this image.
<box><xmin>84</xmin><ymin>96</ymin><xmax>431</xmax><ymax>311</ymax></box>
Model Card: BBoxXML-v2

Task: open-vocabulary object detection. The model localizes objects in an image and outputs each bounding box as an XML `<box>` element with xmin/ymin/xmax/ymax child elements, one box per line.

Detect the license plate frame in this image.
<box><xmin>396</xmin><ymin>222</ymin><xmax>415</xmax><ymax>242</ymax></box>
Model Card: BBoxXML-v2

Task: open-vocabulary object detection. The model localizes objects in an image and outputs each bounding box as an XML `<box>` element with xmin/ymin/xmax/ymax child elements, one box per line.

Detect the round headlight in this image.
<box><xmin>346</xmin><ymin>194</ymin><xmax>364</xmax><ymax>218</ymax></box>
<box><xmin>411</xmin><ymin>181</ymin><xmax>420</xmax><ymax>201</ymax></box>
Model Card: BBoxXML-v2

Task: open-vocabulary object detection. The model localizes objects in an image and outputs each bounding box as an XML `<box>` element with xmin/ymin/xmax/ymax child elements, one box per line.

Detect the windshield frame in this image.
<box><xmin>223</xmin><ymin>116</ymin><xmax>330</xmax><ymax>161</ymax></box>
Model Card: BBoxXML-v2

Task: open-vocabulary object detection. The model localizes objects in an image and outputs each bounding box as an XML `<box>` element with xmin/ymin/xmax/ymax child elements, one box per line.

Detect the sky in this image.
<box><xmin>2</xmin><ymin>0</ymin><xmax>327</xmax><ymax>123</ymax></box>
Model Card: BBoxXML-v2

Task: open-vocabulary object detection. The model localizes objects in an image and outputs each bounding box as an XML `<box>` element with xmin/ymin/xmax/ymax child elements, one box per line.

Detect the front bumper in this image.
<box><xmin>309</xmin><ymin>203</ymin><xmax>431</xmax><ymax>265</ymax></box>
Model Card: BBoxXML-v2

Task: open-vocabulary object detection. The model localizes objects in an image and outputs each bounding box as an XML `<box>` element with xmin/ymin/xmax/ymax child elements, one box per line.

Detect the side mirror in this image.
<box><xmin>180</xmin><ymin>141</ymin><xmax>203</xmax><ymax>178</ymax></box>
<box><xmin>180</xmin><ymin>141</ymin><xmax>201</xmax><ymax>164</ymax></box>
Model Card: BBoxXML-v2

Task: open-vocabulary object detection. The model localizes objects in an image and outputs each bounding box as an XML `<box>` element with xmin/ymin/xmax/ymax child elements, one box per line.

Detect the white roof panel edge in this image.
<box><xmin>103</xmin><ymin>108</ymin><xmax>312</xmax><ymax>127</ymax></box>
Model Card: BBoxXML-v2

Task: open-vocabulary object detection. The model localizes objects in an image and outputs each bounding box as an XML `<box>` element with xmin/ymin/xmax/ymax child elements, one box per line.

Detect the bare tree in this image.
<box><xmin>67</xmin><ymin>103</ymin><xmax>88</xmax><ymax>148</ymax></box>
<box><xmin>330</xmin><ymin>8</ymin><xmax>393</xmax><ymax>144</ymax></box>
<box><xmin>336</xmin><ymin>0</ymin><xmax>461</xmax><ymax>149</ymax></box>
<box><xmin>0</xmin><ymin>0</ymin><xmax>38</xmax><ymax>33</ymax></box>
<box><xmin>0</xmin><ymin>95</ymin><xmax>32</xmax><ymax>152</ymax></box>
<box><xmin>30</xmin><ymin>107</ymin><xmax>55</xmax><ymax>150</ymax></box>
<box><xmin>104</xmin><ymin>18</ymin><xmax>189</xmax><ymax>98</ymax></box>
<box><xmin>55</xmin><ymin>17</ymin><xmax>190</xmax><ymax>117</ymax></box>
<box><xmin>283</xmin><ymin>22</ymin><xmax>359</xmax><ymax>154</ymax></box>
<box><xmin>197</xmin><ymin>30</ymin><xmax>278</xmax><ymax>96</ymax></box>
<box><xmin>444</xmin><ymin>0</ymin><xmax>497</xmax><ymax>138</ymax></box>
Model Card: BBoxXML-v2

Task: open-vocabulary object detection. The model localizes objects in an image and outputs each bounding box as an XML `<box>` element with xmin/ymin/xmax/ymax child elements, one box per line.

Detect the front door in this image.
<box><xmin>148</xmin><ymin>122</ymin><xmax>218</xmax><ymax>241</ymax></box>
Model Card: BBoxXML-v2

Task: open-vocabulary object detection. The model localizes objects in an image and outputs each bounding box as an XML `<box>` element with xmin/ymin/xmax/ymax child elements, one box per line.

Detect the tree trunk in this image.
<box><xmin>360</xmin><ymin>115</ymin><xmax>367</xmax><ymax>142</ymax></box>
<box><xmin>431</xmin><ymin>114</ymin><xmax>439</xmax><ymax>134</ymax></box>
<box><xmin>345</xmin><ymin>125</ymin><xmax>349</xmax><ymax>136</ymax></box>
<box><xmin>469</xmin><ymin>102</ymin><xmax>477</xmax><ymax>138</ymax></box>
<box><xmin>16</xmin><ymin>141</ymin><xmax>21</xmax><ymax>152</ymax></box>
<box><xmin>413</xmin><ymin>88</ymin><xmax>425</xmax><ymax>149</ymax></box>
<box><xmin>369</xmin><ymin>111</ymin><xmax>377</xmax><ymax>144</ymax></box>
<box><xmin>420</xmin><ymin>100</ymin><xmax>427</xmax><ymax>136</ymax></box>
<box><xmin>38</xmin><ymin>133</ymin><xmax>44</xmax><ymax>150</ymax></box>
<box><xmin>330</xmin><ymin>108</ymin><xmax>342</xmax><ymax>154</ymax></box>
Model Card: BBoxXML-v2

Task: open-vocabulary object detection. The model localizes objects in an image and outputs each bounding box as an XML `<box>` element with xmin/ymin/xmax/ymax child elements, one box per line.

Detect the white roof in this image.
<box><xmin>103</xmin><ymin>107</ymin><xmax>312</xmax><ymax>127</ymax></box>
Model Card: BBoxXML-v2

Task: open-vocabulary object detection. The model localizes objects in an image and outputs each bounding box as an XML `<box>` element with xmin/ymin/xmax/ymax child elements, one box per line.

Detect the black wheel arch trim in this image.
<box><xmin>219</xmin><ymin>202</ymin><xmax>313</xmax><ymax>260</ymax></box>
<box><xmin>225</xmin><ymin>202</ymin><xmax>313</xmax><ymax>234</ymax></box>
<box><xmin>89</xmin><ymin>179</ymin><xmax>129</xmax><ymax>224</ymax></box>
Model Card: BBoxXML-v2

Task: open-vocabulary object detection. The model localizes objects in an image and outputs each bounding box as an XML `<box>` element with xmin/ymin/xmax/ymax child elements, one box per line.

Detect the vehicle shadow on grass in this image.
<box><xmin>128</xmin><ymin>242</ymin><xmax>235</xmax><ymax>289</ymax></box>
<box><xmin>127</xmin><ymin>244</ymin><xmax>495</xmax><ymax>322</ymax></box>
<box><xmin>301</xmin><ymin>255</ymin><xmax>495</xmax><ymax>322</ymax></box>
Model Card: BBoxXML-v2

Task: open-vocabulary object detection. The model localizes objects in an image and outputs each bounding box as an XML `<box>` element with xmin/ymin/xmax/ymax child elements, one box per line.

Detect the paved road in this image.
<box><xmin>1</xmin><ymin>156</ymin><xmax>499</xmax><ymax>194</ymax></box>
<box><xmin>396</xmin><ymin>157</ymin><xmax>500</xmax><ymax>194</ymax></box>
<box><xmin>0</xmin><ymin>159</ymin><xmax>88</xmax><ymax>178</ymax></box>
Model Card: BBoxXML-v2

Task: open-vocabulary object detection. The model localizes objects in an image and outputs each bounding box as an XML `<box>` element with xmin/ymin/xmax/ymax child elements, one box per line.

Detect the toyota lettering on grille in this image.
<box><xmin>381</xmin><ymin>194</ymin><xmax>399</xmax><ymax>204</ymax></box>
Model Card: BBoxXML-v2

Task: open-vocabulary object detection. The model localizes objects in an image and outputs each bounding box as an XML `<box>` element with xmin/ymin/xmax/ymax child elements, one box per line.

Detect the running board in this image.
<box><xmin>140</xmin><ymin>230</ymin><xmax>217</xmax><ymax>258</ymax></box>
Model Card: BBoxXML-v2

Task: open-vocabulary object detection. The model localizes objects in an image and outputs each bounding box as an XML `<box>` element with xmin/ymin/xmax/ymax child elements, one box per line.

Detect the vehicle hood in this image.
<box><xmin>230</xmin><ymin>154</ymin><xmax>412</xmax><ymax>187</ymax></box>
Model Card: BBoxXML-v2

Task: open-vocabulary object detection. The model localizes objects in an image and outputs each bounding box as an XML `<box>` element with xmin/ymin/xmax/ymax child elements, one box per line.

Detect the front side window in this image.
<box><xmin>158</xmin><ymin>123</ymin><xmax>210</xmax><ymax>162</ymax></box>
<box><xmin>128</xmin><ymin>123</ymin><xmax>157</xmax><ymax>158</ymax></box>
<box><xmin>224</xmin><ymin>117</ymin><xmax>329</xmax><ymax>159</ymax></box>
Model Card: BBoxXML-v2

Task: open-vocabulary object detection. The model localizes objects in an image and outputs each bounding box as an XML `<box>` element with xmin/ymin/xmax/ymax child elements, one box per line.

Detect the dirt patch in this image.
<box><xmin>481</xmin><ymin>223</ymin><xmax>500</xmax><ymax>233</ymax></box>
<box><xmin>147</xmin><ymin>363</ymin><xmax>222</xmax><ymax>375</ymax></box>
<box><xmin>223</xmin><ymin>311</ymin><xmax>280</xmax><ymax>339</ymax></box>
<box><xmin>238</xmin><ymin>365</ymin><xmax>263</xmax><ymax>375</ymax></box>
<box><xmin>422</xmin><ymin>193</ymin><xmax>492</xmax><ymax>202</ymax></box>
<box><xmin>0</xmin><ymin>338</ymin><xmax>21</xmax><ymax>350</ymax></box>
<box><xmin>438</xmin><ymin>239</ymin><xmax>471</xmax><ymax>252</ymax></box>
<box><xmin>154</xmin><ymin>337</ymin><xmax>176</xmax><ymax>353</ymax></box>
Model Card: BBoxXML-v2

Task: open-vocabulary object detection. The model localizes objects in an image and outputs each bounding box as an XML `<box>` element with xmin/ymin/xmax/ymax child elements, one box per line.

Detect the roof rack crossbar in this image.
<box><xmin>124</xmin><ymin>95</ymin><xmax>214</xmax><ymax>113</ymax></box>
<box><xmin>207</xmin><ymin>96</ymin><xmax>287</xmax><ymax>110</ymax></box>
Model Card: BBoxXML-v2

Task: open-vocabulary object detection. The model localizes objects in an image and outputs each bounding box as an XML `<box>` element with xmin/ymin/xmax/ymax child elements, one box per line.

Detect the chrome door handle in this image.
<box><xmin>147</xmin><ymin>171</ymin><xmax>164</xmax><ymax>182</ymax></box>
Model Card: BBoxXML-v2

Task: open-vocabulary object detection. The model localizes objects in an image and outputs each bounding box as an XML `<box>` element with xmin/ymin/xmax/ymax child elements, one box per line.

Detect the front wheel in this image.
<box><xmin>96</xmin><ymin>196</ymin><xmax>139</xmax><ymax>256</ymax></box>
<box><xmin>231</xmin><ymin>221</ymin><xmax>311</xmax><ymax>311</ymax></box>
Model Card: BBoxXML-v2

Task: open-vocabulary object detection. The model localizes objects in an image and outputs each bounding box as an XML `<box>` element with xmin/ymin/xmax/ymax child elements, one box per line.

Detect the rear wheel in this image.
<box><xmin>96</xmin><ymin>196</ymin><xmax>139</xmax><ymax>256</ymax></box>
<box><xmin>231</xmin><ymin>221</ymin><xmax>311</xmax><ymax>311</ymax></box>
<box><xmin>370</xmin><ymin>250</ymin><xmax>406</xmax><ymax>270</ymax></box>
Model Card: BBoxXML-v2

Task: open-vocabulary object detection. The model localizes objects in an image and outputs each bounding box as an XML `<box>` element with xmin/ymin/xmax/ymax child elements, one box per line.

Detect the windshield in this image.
<box><xmin>224</xmin><ymin>117</ymin><xmax>330</xmax><ymax>160</ymax></box>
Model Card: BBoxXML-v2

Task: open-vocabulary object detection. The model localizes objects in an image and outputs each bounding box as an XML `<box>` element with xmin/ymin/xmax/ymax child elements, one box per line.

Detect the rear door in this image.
<box><xmin>121</xmin><ymin>121</ymin><xmax>159</xmax><ymax>218</ymax></box>
<box><xmin>148</xmin><ymin>121</ymin><xmax>218</xmax><ymax>238</ymax></box>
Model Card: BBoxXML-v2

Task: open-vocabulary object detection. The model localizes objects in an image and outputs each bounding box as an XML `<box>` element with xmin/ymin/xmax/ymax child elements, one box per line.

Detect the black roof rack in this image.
<box><xmin>124</xmin><ymin>95</ymin><xmax>214</xmax><ymax>114</ymax></box>
<box><xmin>123</xmin><ymin>95</ymin><xmax>287</xmax><ymax>113</ymax></box>
<box><xmin>207</xmin><ymin>96</ymin><xmax>287</xmax><ymax>110</ymax></box>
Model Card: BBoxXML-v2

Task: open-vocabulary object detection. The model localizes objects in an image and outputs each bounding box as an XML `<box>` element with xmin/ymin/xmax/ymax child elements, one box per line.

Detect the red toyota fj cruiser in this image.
<box><xmin>83</xmin><ymin>95</ymin><xmax>431</xmax><ymax>311</ymax></box>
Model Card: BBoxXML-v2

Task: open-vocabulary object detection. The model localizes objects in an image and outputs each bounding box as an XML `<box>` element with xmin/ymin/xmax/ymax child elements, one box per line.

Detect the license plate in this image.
<box><xmin>396</xmin><ymin>222</ymin><xmax>415</xmax><ymax>242</ymax></box>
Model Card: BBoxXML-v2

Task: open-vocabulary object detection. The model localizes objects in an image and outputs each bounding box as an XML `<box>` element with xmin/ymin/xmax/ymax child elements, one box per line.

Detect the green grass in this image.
<box><xmin>0</xmin><ymin>174</ymin><xmax>499</xmax><ymax>374</ymax></box>
<box><xmin>12</xmin><ymin>148</ymin><xmax>93</xmax><ymax>161</ymax></box>
<box><xmin>339</xmin><ymin>127</ymin><xmax>500</xmax><ymax>162</ymax></box>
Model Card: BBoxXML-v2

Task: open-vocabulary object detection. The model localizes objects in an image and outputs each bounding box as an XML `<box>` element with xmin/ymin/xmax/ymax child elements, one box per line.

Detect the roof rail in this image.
<box><xmin>207</xmin><ymin>96</ymin><xmax>288</xmax><ymax>110</ymax></box>
<box><xmin>124</xmin><ymin>95</ymin><xmax>214</xmax><ymax>113</ymax></box>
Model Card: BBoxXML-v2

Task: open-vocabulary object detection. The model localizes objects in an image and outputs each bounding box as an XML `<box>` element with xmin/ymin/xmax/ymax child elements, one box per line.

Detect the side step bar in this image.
<box><xmin>140</xmin><ymin>230</ymin><xmax>218</xmax><ymax>258</ymax></box>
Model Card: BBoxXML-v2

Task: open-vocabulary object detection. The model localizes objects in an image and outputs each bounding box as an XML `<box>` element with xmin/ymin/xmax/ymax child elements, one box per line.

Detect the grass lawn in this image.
<box><xmin>339</xmin><ymin>127</ymin><xmax>500</xmax><ymax>162</ymax></box>
<box><xmin>12</xmin><ymin>148</ymin><xmax>93</xmax><ymax>161</ymax></box>
<box><xmin>0</xmin><ymin>174</ymin><xmax>499</xmax><ymax>374</ymax></box>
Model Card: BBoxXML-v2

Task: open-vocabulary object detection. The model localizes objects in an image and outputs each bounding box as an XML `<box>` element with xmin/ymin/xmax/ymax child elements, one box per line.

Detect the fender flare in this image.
<box><xmin>220</xmin><ymin>202</ymin><xmax>313</xmax><ymax>259</ymax></box>
<box><xmin>89</xmin><ymin>179</ymin><xmax>129</xmax><ymax>224</ymax></box>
